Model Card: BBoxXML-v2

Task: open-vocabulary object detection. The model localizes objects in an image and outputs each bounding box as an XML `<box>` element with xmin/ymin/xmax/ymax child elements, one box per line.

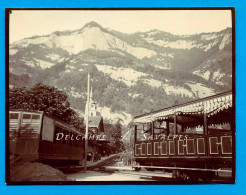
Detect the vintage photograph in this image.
<box><xmin>6</xmin><ymin>8</ymin><xmax>235</xmax><ymax>184</ymax></box>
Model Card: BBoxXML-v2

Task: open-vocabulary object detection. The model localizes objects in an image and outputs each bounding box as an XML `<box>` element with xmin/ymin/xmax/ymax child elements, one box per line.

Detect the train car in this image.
<box><xmin>133</xmin><ymin>91</ymin><xmax>234</xmax><ymax>181</ymax></box>
<box><xmin>9</xmin><ymin>110</ymin><xmax>84</xmax><ymax>166</ymax></box>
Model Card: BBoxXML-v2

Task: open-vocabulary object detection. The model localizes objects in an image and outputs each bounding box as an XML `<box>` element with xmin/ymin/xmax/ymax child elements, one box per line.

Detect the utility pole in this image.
<box><xmin>84</xmin><ymin>73</ymin><xmax>90</xmax><ymax>172</ymax></box>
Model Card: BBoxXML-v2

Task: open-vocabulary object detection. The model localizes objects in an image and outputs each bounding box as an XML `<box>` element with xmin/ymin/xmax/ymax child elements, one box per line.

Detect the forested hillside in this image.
<box><xmin>9</xmin><ymin>22</ymin><xmax>233</xmax><ymax>124</ymax></box>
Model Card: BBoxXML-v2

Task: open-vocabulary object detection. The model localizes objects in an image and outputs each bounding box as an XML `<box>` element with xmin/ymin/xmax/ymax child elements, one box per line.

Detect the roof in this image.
<box><xmin>10</xmin><ymin>109</ymin><xmax>83</xmax><ymax>135</ymax></box>
<box><xmin>134</xmin><ymin>91</ymin><xmax>233</xmax><ymax>124</ymax></box>
<box><xmin>88</xmin><ymin>115</ymin><xmax>103</xmax><ymax>128</ymax></box>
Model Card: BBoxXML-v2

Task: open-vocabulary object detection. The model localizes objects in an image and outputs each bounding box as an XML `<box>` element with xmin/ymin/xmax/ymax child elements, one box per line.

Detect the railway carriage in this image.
<box><xmin>9</xmin><ymin>110</ymin><xmax>84</xmax><ymax>166</ymax></box>
<box><xmin>133</xmin><ymin>91</ymin><xmax>234</xmax><ymax>181</ymax></box>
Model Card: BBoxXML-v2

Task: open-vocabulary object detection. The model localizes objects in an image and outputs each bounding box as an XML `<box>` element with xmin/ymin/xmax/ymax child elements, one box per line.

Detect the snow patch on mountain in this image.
<box><xmin>95</xmin><ymin>64</ymin><xmax>146</xmax><ymax>86</ymax></box>
<box><xmin>144</xmin><ymin>38</ymin><xmax>199</xmax><ymax>50</ymax></box>
<box><xmin>193</xmin><ymin>70</ymin><xmax>211</xmax><ymax>80</ymax></box>
<box><xmin>219</xmin><ymin>33</ymin><xmax>231</xmax><ymax>50</ymax></box>
<box><xmin>143</xmin><ymin>78</ymin><xmax>195</xmax><ymax>97</ymax></box>
<box><xmin>201</xmin><ymin>33</ymin><xmax>221</xmax><ymax>41</ymax></box>
<box><xmin>202</xmin><ymin>39</ymin><xmax>220</xmax><ymax>51</ymax></box>
<box><xmin>58</xmin><ymin>57</ymin><xmax>65</xmax><ymax>62</ymax></box>
<box><xmin>46</xmin><ymin>53</ymin><xmax>61</xmax><ymax>61</ymax></box>
<box><xmin>163</xmin><ymin>84</ymin><xmax>193</xmax><ymax>97</ymax></box>
<box><xmin>154</xmin><ymin>64</ymin><xmax>171</xmax><ymax>70</ymax></box>
<box><xmin>212</xmin><ymin>71</ymin><xmax>225</xmax><ymax>82</ymax></box>
<box><xmin>10</xmin><ymin>49</ymin><xmax>18</xmax><ymax>55</ymax></box>
<box><xmin>128</xmin><ymin>93</ymin><xmax>140</xmax><ymax>98</ymax></box>
<box><xmin>143</xmin><ymin>79</ymin><xmax>163</xmax><ymax>88</ymax></box>
<box><xmin>22</xmin><ymin>60</ymin><xmax>35</xmax><ymax>68</ymax></box>
<box><xmin>34</xmin><ymin>59</ymin><xmax>53</xmax><ymax>69</ymax></box>
<box><xmin>187</xmin><ymin>82</ymin><xmax>215</xmax><ymax>98</ymax></box>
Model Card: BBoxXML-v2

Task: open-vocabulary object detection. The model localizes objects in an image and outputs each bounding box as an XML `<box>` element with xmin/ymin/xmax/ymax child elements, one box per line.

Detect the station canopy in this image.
<box><xmin>134</xmin><ymin>91</ymin><xmax>233</xmax><ymax>126</ymax></box>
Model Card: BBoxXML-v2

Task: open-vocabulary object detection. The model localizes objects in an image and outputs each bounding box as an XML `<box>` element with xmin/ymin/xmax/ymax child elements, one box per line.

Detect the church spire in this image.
<box><xmin>90</xmin><ymin>87</ymin><xmax>93</xmax><ymax>102</ymax></box>
<box><xmin>87</xmin><ymin>86</ymin><xmax>97</xmax><ymax>117</ymax></box>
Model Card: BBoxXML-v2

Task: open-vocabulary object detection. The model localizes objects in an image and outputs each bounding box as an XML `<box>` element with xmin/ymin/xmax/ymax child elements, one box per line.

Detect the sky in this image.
<box><xmin>9</xmin><ymin>10</ymin><xmax>232</xmax><ymax>43</ymax></box>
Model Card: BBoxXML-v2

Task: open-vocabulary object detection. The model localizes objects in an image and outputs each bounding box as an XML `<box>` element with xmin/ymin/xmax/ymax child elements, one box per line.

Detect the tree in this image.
<box><xmin>103</xmin><ymin>119</ymin><xmax>124</xmax><ymax>154</ymax></box>
<box><xmin>9</xmin><ymin>83</ymin><xmax>85</xmax><ymax>131</ymax></box>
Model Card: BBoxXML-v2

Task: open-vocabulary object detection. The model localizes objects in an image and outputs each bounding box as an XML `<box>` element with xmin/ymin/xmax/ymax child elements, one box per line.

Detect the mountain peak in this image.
<box><xmin>83</xmin><ymin>21</ymin><xmax>103</xmax><ymax>29</ymax></box>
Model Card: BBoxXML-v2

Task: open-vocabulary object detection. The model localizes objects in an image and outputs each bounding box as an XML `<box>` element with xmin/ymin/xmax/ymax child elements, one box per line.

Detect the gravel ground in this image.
<box><xmin>10</xmin><ymin>161</ymin><xmax>68</xmax><ymax>182</ymax></box>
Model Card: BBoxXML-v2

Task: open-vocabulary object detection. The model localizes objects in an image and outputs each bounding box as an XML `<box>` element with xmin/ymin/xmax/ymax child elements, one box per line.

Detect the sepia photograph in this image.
<box><xmin>6</xmin><ymin>8</ymin><xmax>235</xmax><ymax>184</ymax></box>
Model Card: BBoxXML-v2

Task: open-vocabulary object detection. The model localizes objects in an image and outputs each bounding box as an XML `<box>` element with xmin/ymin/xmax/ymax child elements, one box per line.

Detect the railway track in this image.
<box><xmin>62</xmin><ymin>154</ymin><xmax>233</xmax><ymax>183</ymax></box>
<box><xmin>98</xmin><ymin>166</ymin><xmax>233</xmax><ymax>183</ymax></box>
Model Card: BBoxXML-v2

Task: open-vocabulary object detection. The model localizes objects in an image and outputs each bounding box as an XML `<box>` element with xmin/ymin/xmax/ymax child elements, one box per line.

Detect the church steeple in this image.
<box><xmin>88</xmin><ymin>87</ymin><xmax>97</xmax><ymax>117</ymax></box>
<box><xmin>90</xmin><ymin>87</ymin><xmax>93</xmax><ymax>103</ymax></box>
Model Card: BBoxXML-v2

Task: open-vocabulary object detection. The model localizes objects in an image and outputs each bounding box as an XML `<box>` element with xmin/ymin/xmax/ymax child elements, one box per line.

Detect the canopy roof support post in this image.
<box><xmin>151</xmin><ymin>121</ymin><xmax>154</xmax><ymax>137</ymax></box>
<box><xmin>174</xmin><ymin>113</ymin><xmax>177</xmax><ymax>135</ymax></box>
<box><xmin>167</xmin><ymin>121</ymin><xmax>170</xmax><ymax>135</ymax></box>
<box><xmin>204</xmin><ymin>113</ymin><xmax>208</xmax><ymax>135</ymax></box>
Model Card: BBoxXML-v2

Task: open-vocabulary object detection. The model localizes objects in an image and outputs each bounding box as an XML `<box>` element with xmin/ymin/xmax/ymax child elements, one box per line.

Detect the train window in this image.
<box><xmin>169</xmin><ymin>123</ymin><xmax>182</xmax><ymax>134</ymax></box>
<box><xmin>22</xmin><ymin>113</ymin><xmax>32</xmax><ymax>123</ymax></box>
<box><xmin>208</xmin><ymin>123</ymin><xmax>231</xmax><ymax>134</ymax></box>
<box><xmin>10</xmin><ymin>112</ymin><xmax>19</xmax><ymax>128</ymax></box>
<box><xmin>32</xmin><ymin>114</ymin><xmax>40</xmax><ymax>121</ymax></box>
<box><xmin>143</xmin><ymin>123</ymin><xmax>151</xmax><ymax>132</ymax></box>
<box><xmin>154</xmin><ymin>121</ymin><xmax>167</xmax><ymax>139</ymax></box>
<box><xmin>184</xmin><ymin>126</ymin><xmax>203</xmax><ymax>134</ymax></box>
<box><xmin>19</xmin><ymin>113</ymin><xmax>41</xmax><ymax>137</ymax></box>
<box><xmin>136</xmin><ymin>124</ymin><xmax>143</xmax><ymax>130</ymax></box>
<box><xmin>10</xmin><ymin>113</ymin><xmax>19</xmax><ymax>119</ymax></box>
<box><xmin>135</xmin><ymin>124</ymin><xmax>145</xmax><ymax>141</ymax></box>
<box><xmin>9</xmin><ymin>112</ymin><xmax>20</xmax><ymax>139</ymax></box>
<box><xmin>154</xmin><ymin>121</ymin><xmax>166</xmax><ymax>128</ymax></box>
<box><xmin>169</xmin><ymin>123</ymin><xmax>174</xmax><ymax>134</ymax></box>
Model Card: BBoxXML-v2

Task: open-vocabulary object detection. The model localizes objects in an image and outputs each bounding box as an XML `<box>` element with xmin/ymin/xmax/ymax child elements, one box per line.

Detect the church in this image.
<box><xmin>85</xmin><ymin>88</ymin><xmax>104</xmax><ymax>135</ymax></box>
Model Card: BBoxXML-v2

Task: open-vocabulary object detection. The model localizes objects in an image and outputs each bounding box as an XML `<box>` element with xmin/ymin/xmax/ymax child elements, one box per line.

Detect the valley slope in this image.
<box><xmin>9</xmin><ymin>22</ymin><xmax>233</xmax><ymax>124</ymax></box>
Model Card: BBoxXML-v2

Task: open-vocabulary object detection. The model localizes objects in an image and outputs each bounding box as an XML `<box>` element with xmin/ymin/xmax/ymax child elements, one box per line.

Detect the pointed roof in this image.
<box><xmin>88</xmin><ymin>115</ymin><xmax>102</xmax><ymax>128</ymax></box>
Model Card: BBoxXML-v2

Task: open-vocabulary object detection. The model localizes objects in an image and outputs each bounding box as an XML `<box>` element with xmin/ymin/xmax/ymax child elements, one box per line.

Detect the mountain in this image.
<box><xmin>9</xmin><ymin>22</ymin><xmax>233</xmax><ymax>125</ymax></box>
